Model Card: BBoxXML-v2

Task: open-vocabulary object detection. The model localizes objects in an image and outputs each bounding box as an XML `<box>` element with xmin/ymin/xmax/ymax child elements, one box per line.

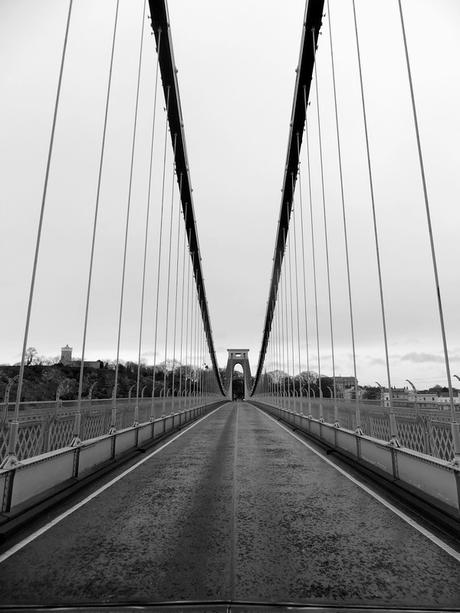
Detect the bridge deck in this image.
<box><xmin>0</xmin><ymin>402</ymin><xmax>458</xmax><ymax>607</ymax></box>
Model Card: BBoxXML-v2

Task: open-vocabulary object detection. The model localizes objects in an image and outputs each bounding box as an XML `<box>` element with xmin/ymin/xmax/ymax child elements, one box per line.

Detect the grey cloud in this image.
<box><xmin>400</xmin><ymin>352</ymin><xmax>460</xmax><ymax>363</ymax></box>
<box><xmin>365</xmin><ymin>356</ymin><xmax>386</xmax><ymax>366</ymax></box>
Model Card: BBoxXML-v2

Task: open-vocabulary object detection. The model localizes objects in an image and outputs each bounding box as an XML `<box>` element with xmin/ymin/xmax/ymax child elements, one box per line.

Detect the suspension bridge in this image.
<box><xmin>0</xmin><ymin>0</ymin><xmax>459</xmax><ymax>609</ymax></box>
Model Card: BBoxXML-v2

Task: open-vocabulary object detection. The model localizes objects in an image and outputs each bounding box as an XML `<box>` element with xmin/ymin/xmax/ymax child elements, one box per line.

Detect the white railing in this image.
<box><xmin>0</xmin><ymin>394</ymin><xmax>222</xmax><ymax>464</ymax></box>
<box><xmin>253</xmin><ymin>394</ymin><xmax>459</xmax><ymax>461</ymax></box>
<box><xmin>0</xmin><ymin>399</ymin><xmax>224</xmax><ymax>516</ymax></box>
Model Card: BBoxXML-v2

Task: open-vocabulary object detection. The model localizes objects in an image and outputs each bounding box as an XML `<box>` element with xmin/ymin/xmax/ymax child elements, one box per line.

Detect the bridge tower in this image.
<box><xmin>225</xmin><ymin>349</ymin><xmax>252</xmax><ymax>400</ymax></box>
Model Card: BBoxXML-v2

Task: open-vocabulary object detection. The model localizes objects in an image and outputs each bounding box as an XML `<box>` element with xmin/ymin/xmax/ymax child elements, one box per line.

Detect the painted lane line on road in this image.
<box><xmin>0</xmin><ymin>403</ymin><xmax>230</xmax><ymax>565</ymax></box>
<box><xmin>259</xmin><ymin>407</ymin><xmax>460</xmax><ymax>563</ymax></box>
<box><xmin>229</xmin><ymin>403</ymin><xmax>239</xmax><ymax>600</ymax></box>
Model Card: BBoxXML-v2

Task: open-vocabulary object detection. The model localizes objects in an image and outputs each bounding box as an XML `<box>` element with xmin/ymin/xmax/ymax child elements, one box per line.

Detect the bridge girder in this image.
<box><xmin>251</xmin><ymin>0</ymin><xmax>325</xmax><ymax>395</ymax></box>
<box><xmin>148</xmin><ymin>0</ymin><xmax>225</xmax><ymax>396</ymax></box>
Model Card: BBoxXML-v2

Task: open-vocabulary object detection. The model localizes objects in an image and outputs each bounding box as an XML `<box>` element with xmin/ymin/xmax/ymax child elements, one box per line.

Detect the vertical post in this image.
<box><xmin>109</xmin><ymin>384</ymin><xmax>117</xmax><ymax>434</ymax></box>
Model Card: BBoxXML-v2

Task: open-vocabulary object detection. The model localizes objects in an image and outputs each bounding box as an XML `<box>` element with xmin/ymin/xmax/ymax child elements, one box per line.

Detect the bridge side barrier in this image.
<box><xmin>0</xmin><ymin>394</ymin><xmax>223</xmax><ymax>464</ymax></box>
<box><xmin>0</xmin><ymin>400</ymin><xmax>224</xmax><ymax>521</ymax></box>
<box><xmin>252</xmin><ymin>394</ymin><xmax>457</xmax><ymax>461</ymax></box>
<box><xmin>253</xmin><ymin>399</ymin><xmax>460</xmax><ymax>522</ymax></box>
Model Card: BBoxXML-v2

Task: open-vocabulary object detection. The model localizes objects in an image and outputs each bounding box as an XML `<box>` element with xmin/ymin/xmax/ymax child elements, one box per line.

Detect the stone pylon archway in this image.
<box><xmin>224</xmin><ymin>349</ymin><xmax>252</xmax><ymax>399</ymax></box>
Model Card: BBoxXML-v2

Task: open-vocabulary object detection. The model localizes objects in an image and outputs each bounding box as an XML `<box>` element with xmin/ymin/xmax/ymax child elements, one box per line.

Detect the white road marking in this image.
<box><xmin>229</xmin><ymin>403</ymin><xmax>239</xmax><ymax>599</ymax></box>
<box><xmin>0</xmin><ymin>403</ymin><xmax>230</xmax><ymax>564</ymax></box>
<box><xmin>258</xmin><ymin>406</ymin><xmax>460</xmax><ymax>563</ymax></box>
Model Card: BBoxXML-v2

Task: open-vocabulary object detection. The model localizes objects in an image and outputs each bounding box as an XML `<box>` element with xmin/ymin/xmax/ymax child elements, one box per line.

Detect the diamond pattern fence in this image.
<box><xmin>258</xmin><ymin>395</ymin><xmax>457</xmax><ymax>462</ymax></box>
<box><xmin>49</xmin><ymin>417</ymin><xmax>75</xmax><ymax>452</ymax></box>
<box><xmin>15</xmin><ymin>422</ymin><xmax>43</xmax><ymax>461</ymax></box>
<box><xmin>0</xmin><ymin>395</ymin><xmax>220</xmax><ymax>464</ymax></box>
<box><xmin>0</xmin><ymin>424</ymin><xmax>8</xmax><ymax>461</ymax></box>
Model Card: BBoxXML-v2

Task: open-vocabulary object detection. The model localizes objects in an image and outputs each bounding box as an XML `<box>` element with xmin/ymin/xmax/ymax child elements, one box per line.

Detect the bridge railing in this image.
<box><xmin>0</xmin><ymin>394</ymin><xmax>222</xmax><ymax>463</ymax></box>
<box><xmin>0</xmin><ymin>399</ymin><xmax>226</xmax><ymax>518</ymax></box>
<box><xmin>253</xmin><ymin>394</ymin><xmax>457</xmax><ymax>462</ymax></box>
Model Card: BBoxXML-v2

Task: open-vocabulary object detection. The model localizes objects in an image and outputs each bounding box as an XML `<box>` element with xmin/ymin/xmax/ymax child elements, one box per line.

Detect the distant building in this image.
<box><xmin>61</xmin><ymin>345</ymin><xmax>73</xmax><ymax>366</ymax></box>
<box><xmin>335</xmin><ymin>376</ymin><xmax>357</xmax><ymax>388</ymax></box>
<box><xmin>60</xmin><ymin>345</ymin><xmax>103</xmax><ymax>369</ymax></box>
<box><xmin>381</xmin><ymin>388</ymin><xmax>459</xmax><ymax>410</ymax></box>
<box><xmin>335</xmin><ymin>376</ymin><xmax>358</xmax><ymax>398</ymax></box>
<box><xmin>413</xmin><ymin>392</ymin><xmax>438</xmax><ymax>408</ymax></box>
<box><xmin>343</xmin><ymin>386</ymin><xmax>364</xmax><ymax>401</ymax></box>
<box><xmin>383</xmin><ymin>387</ymin><xmax>410</xmax><ymax>407</ymax></box>
<box><xmin>436</xmin><ymin>395</ymin><xmax>460</xmax><ymax>409</ymax></box>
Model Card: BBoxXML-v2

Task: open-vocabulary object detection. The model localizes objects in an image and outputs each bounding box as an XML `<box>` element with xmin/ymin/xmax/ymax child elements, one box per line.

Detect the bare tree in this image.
<box><xmin>25</xmin><ymin>347</ymin><xmax>39</xmax><ymax>366</ymax></box>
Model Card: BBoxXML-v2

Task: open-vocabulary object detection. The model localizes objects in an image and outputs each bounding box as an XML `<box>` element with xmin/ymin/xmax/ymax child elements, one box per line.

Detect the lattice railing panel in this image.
<box><xmin>337</xmin><ymin>407</ymin><xmax>355</xmax><ymax>430</ymax></box>
<box><xmin>138</xmin><ymin>404</ymin><xmax>151</xmax><ymax>423</ymax></box>
<box><xmin>15</xmin><ymin>422</ymin><xmax>43</xmax><ymax>460</ymax></box>
<box><xmin>0</xmin><ymin>425</ymin><xmax>9</xmax><ymax>461</ymax></box>
<box><xmin>366</xmin><ymin>415</ymin><xmax>390</xmax><ymax>441</ymax></box>
<box><xmin>82</xmin><ymin>413</ymin><xmax>106</xmax><ymax>441</ymax></box>
<box><xmin>322</xmin><ymin>405</ymin><xmax>335</xmax><ymax>423</ymax></box>
<box><xmin>430</xmin><ymin>421</ymin><xmax>453</xmax><ymax>461</ymax></box>
<box><xmin>119</xmin><ymin>407</ymin><xmax>135</xmax><ymax>429</ymax></box>
<box><xmin>49</xmin><ymin>417</ymin><xmax>75</xmax><ymax>451</ymax></box>
<box><xmin>397</xmin><ymin>418</ymin><xmax>426</xmax><ymax>454</ymax></box>
<box><xmin>0</xmin><ymin>400</ymin><xmax>177</xmax><ymax>463</ymax></box>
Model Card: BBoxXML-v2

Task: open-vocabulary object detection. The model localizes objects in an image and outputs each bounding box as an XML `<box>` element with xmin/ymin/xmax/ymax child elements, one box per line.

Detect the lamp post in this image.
<box><xmin>375</xmin><ymin>381</ymin><xmax>383</xmax><ymax>407</ymax></box>
<box><xmin>128</xmin><ymin>384</ymin><xmax>135</xmax><ymax>408</ymax></box>
<box><xmin>2</xmin><ymin>377</ymin><xmax>17</xmax><ymax>423</ymax></box>
<box><xmin>55</xmin><ymin>381</ymin><xmax>66</xmax><ymax>410</ymax></box>
<box><xmin>405</xmin><ymin>378</ymin><xmax>417</xmax><ymax>412</ymax></box>
<box><xmin>203</xmin><ymin>363</ymin><xmax>209</xmax><ymax>406</ymax></box>
<box><xmin>87</xmin><ymin>381</ymin><xmax>97</xmax><ymax>407</ymax></box>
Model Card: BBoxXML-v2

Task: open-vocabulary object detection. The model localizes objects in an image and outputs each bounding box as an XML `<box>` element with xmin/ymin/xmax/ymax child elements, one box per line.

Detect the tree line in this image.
<box><xmin>0</xmin><ymin>358</ymin><xmax>210</xmax><ymax>403</ymax></box>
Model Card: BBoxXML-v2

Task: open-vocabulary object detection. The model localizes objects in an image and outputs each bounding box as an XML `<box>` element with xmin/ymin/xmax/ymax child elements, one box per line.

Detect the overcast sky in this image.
<box><xmin>1</xmin><ymin>0</ymin><xmax>459</xmax><ymax>389</ymax></box>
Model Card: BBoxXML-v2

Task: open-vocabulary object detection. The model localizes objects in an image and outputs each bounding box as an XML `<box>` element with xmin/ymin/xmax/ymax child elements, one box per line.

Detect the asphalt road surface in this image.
<box><xmin>0</xmin><ymin>402</ymin><xmax>459</xmax><ymax>607</ymax></box>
